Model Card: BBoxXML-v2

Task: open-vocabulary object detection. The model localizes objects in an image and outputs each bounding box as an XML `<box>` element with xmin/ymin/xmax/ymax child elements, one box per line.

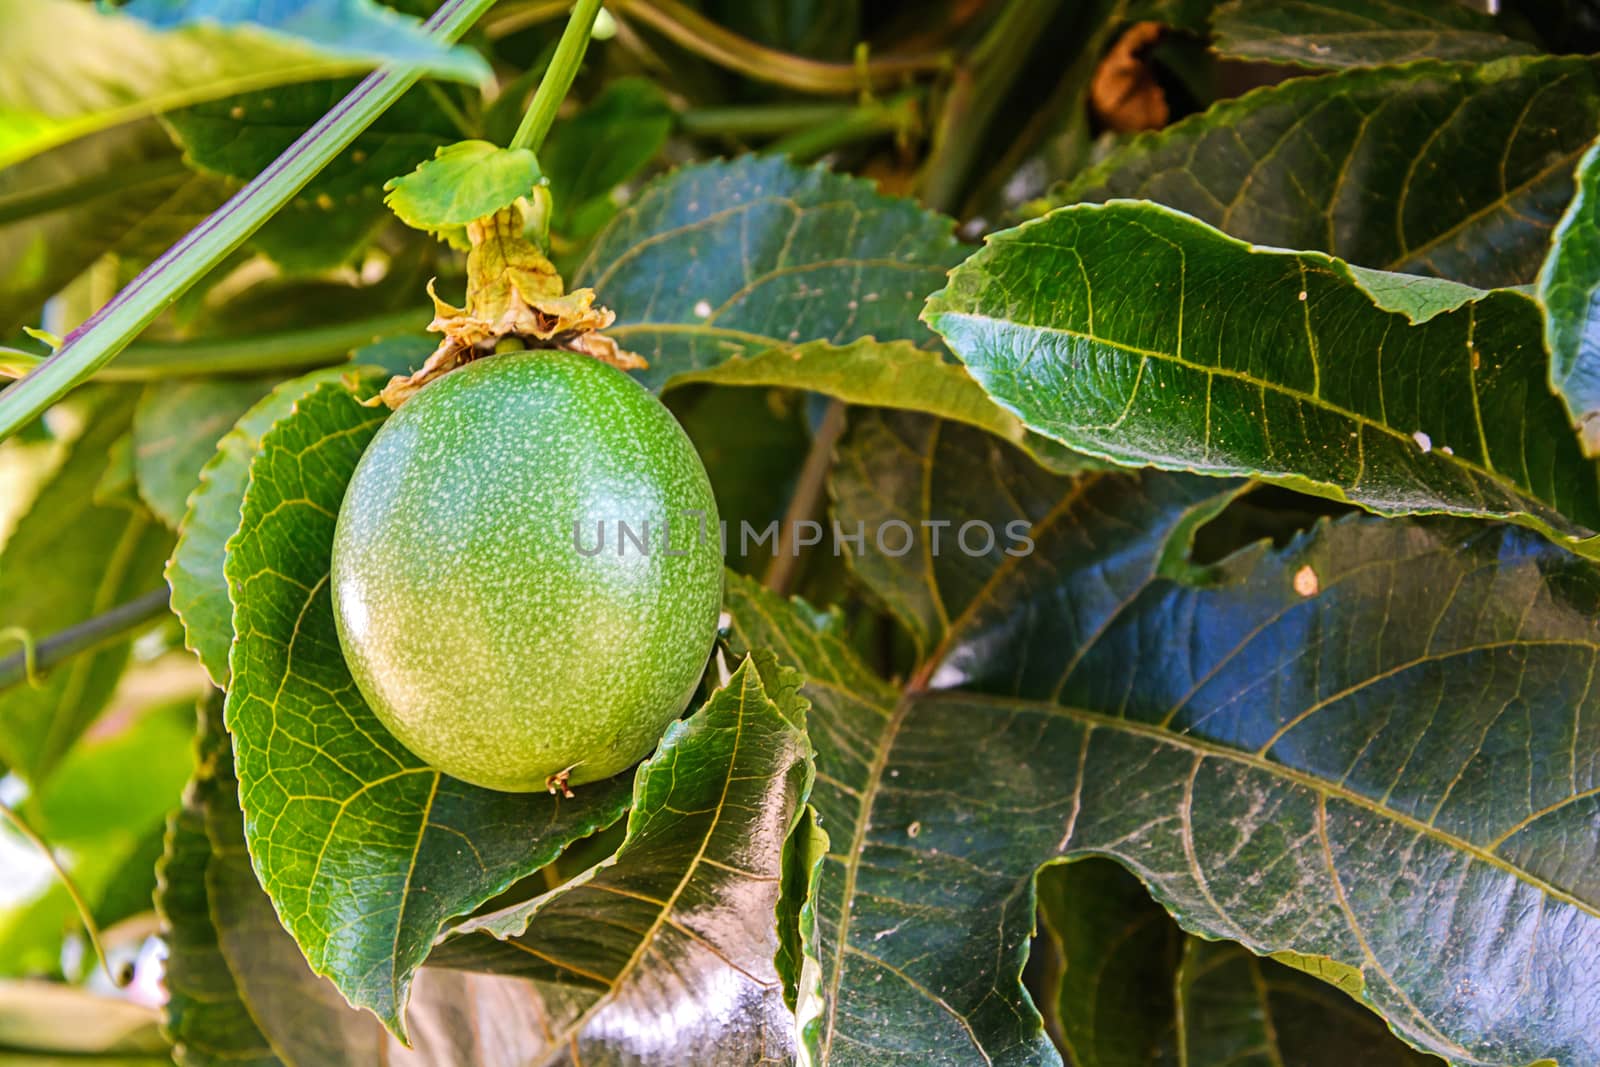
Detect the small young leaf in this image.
<box><xmin>433</xmin><ymin>652</ymin><xmax>815</xmax><ymax>1065</ymax></box>
<box><xmin>1539</xmin><ymin>137</ymin><xmax>1600</xmax><ymax>455</ymax></box>
<box><xmin>925</xmin><ymin>200</ymin><xmax>1600</xmax><ymax>559</ymax></box>
<box><xmin>383</xmin><ymin>140</ymin><xmax>542</xmax><ymax>246</ymax></box>
<box><xmin>223</xmin><ymin>380</ymin><xmax>631</xmax><ymax>1037</ymax></box>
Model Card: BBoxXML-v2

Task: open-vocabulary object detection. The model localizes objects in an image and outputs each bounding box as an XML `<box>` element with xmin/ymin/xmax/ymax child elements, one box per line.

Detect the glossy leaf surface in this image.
<box><xmin>925</xmin><ymin>201</ymin><xmax>1600</xmax><ymax>558</ymax></box>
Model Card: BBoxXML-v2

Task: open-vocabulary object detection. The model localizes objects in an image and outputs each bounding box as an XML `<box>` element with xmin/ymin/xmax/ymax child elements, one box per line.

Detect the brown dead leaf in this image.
<box><xmin>370</xmin><ymin>205</ymin><xmax>643</xmax><ymax>409</ymax></box>
<box><xmin>1091</xmin><ymin>21</ymin><xmax>1169</xmax><ymax>133</ymax></box>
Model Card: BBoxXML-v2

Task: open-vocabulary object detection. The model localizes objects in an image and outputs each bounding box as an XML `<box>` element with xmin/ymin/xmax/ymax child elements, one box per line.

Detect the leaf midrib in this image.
<box><xmin>534</xmin><ymin>668</ymin><xmax>763</xmax><ymax>1064</ymax></box>
<box><xmin>934</xmin><ymin>308</ymin><xmax>1585</xmax><ymax>526</ymax></box>
<box><xmin>937</xmin><ymin>689</ymin><xmax>1600</xmax><ymax>922</ymax></box>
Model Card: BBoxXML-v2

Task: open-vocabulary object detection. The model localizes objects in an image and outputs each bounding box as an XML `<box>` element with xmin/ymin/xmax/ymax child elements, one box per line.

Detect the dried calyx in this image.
<box><xmin>372</xmin><ymin>201</ymin><xmax>643</xmax><ymax>409</ymax></box>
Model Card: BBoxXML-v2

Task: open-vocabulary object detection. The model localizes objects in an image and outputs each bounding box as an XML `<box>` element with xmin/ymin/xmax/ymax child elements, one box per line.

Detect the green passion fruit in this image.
<box><xmin>330</xmin><ymin>351</ymin><xmax>723</xmax><ymax>792</ymax></box>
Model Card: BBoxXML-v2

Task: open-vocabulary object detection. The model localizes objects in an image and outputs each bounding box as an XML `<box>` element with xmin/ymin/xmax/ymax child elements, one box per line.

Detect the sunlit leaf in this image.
<box><xmin>925</xmin><ymin>201</ymin><xmax>1600</xmax><ymax>558</ymax></box>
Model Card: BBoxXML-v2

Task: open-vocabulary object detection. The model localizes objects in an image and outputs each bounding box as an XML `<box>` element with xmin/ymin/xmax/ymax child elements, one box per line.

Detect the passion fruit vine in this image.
<box><xmin>330</xmin><ymin>350</ymin><xmax>723</xmax><ymax>793</ymax></box>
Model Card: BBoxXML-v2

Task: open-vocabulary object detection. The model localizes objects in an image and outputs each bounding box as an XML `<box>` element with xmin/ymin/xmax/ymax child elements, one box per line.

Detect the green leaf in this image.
<box><xmin>0</xmin><ymin>697</ymin><xmax>194</xmax><ymax>979</ymax></box>
<box><xmin>166</xmin><ymin>368</ymin><xmax>363</xmax><ymax>686</ymax></box>
<box><xmin>383</xmin><ymin>140</ymin><xmax>541</xmax><ymax>246</ymax></box>
<box><xmin>829</xmin><ymin>409</ymin><xmax>1071</xmax><ymax>658</ymax></box>
<box><xmin>1042</xmin><ymin>56</ymin><xmax>1600</xmax><ymax>288</ymax></box>
<box><xmin>1539</xmin><ymin>136</ymin><xmax>1600</xmax><ymax>454</ymax></box>
<box><xmin>0</xmin><ymin>123</ymin><xmax>228</xmax><ymax>335</ymax></box>
<box><xmin>432</xmin><ymin>652</ymin><xmax>814</xmax><ymax>1065</ymax></box>
<box><xmin>157</xmin><ymin>697</ymin><xmax>279</xmax><ymax>1067</ymax></box>
<box><xmin>0</xmin><ymin>392</ymin><xmax>173</xmax><ymax>784</ymax></box>
<box><xmin>924</xmin><ymin>201</ymin><xmax>1600</xmax><ymax>559</ymax></box>
<box><xmin>161</xmin><ymin>693</ymin><xmax>591</xmax><ymax>1066</ymax></box>
<box><xmin>133</xmin><ymin>378</ymin><xmax>277</xmax><ymax>529</ymax></box>
<box><xmin>728</xmin><ymin>413</ymin><xmax>1600</xmax><ymax>1065</ymax></box>
<box><xmin>1034</xmin><ymin>860</ymin><xmax>1182</xmax><ymax>1067</ymax></box>
<box><xmin>1211</xmin><ymin>0</ymin><xmax>1537</xmax><ymax>68</ymax></box>
<box><xmin>165</xmin><ymin>81</ymin><xmax>466</xmax><ymax>271</ymax></box>
<box><xmin>1036</xmin><ymin>860</ymin><xmax>1441</xmax><ymax>1065</ymax></box>
<box><xmin>539</xmin><ymin>77</ymin><xmax>674</xmax><ymax>242</ymax></box>
<box><xmin>0</xmin><ymin>0</ymin><xmax>485</xmax><ymax>171</ymax></box>
<box><xmin>222</xmin><ymin>380</ymin><xmax>632</xmax><ymax>1036</ymax></box>
<box><xmin>575</xmin><ymin>156</ymin><xmax>965</xmax><ymax>392</ymax></box>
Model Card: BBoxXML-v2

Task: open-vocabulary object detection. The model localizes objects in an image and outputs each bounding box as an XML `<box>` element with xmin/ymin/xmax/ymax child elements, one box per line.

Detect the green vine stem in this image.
<box><xmin>0</xmin><ymin>308</ymin><xmax>425</xmax><ymax>383</ymax></box>
<box><xmin>0</xmin><ymin>0</ymin><xmax>500</xmax><ymax>444</ymax></box>
<box><xmin>0</xmin><ymin>588</ymin><xmax>173</xmax><ymax>695</ymax></box>
<box><xmin>511</xmin><ymin>0</ymin><xmax>606</xmax><ymax>153</ymax></box>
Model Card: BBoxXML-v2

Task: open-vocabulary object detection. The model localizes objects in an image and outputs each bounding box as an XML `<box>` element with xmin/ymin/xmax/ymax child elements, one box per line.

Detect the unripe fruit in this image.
<box><xmin>331</xmin><ymin>351</ymin><xmax>722</xmax><ymax>792</ymax></box>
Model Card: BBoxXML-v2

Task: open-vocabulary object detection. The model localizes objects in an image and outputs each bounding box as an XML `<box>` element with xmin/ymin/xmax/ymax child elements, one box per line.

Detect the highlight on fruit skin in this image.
<box><xmin>330</xmin><ymin>350</ymin><xmax>724</xmax><ymax>793</ymax></box>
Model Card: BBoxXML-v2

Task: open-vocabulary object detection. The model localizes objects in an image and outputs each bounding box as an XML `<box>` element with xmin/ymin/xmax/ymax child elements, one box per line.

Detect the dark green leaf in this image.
<box><xmin>133</xmin><ymin>378</ymin><xmax>276</xmax><ymax>528</ymax></box>
<box><xmin>575</xmin><ymin>156</ymin><xmax>965</xmax><ymax>392</ymax></box>
<box><xmin>1211</xmin><ymin>0</ymin><xmax>1537</xmax><ymax>68</ymax></box>
<box><xmin>1042</xmin><ymin>56</ymin><xmax>1600</xmax><ymax>287</ymax></box>
<box><xmin>167</xmin><ymin>367</ymin><xmax>364</xmax><ymax>685</ymax></box>
<box><xmin>433</xmin><ymin>652</ymin><xmax>814</xmax><ymax>1066</ymax></box>
<box><xmin>1036</xmin><ymin>860</ymin><xmax>1440</xmax><ymax>1065</ymax></box>
<box><xmin>540</xmin><ymin>78</ymin><xmax>674</xmax><ymax>243</ymax></box>
<box><xmin>166</xmin><ymin>81</ymin><xmax>466</xmax><ymax>271</ymax></box>
<box><xmin>0</xmin><ymin>392</ymin><xmax>173</xmax><ymax>783</ymax></box>
<box><xmin>1539</xmin><ymin>136</ymin><xmax>1600</xmax><ymax>454</ymax></box>
<box><xmin>924</xmin><ymin>201</ymin><xmax>1600</xmax><ymax>559</ymax></box>
<box><xmin>157</xmin><ymin>698</ymin><xmax>279</xmax><ymax>1067</ymax></box>
<box><xmin>383</xmin><ymin>141</ymin><xmax>541</xmax><ymax>247</ymax></box>
<box><xmin>829</xmin><ymin>409</ymin><xmax>1072</xmax><ymax>658</ymax></box>
<box><xmin>0</xmin><ymin>0</ymin><xmax>483</xmax><ymax>171</ymax></box>
<box><xmin>1034</xmin><ymin>860</ymin><xmax>1182</xmax><ymax>1066</ymax></box>
<box><xmin>728</xmin><ymin>413</ymin><xmax>1600</xmax><ymax>1065</ymax></box>
<box><xmin>223</xmin><ymin>380</ymin><xmax>631</xmax><ymax>1035</ymax></box>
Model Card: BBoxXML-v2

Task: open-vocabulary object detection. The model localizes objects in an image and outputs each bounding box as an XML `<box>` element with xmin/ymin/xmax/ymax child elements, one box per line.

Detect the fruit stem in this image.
<box><xmin>0</xmin><ymin>0</ymin><xmax>499</xmax><ymax>445</ymax></box>
<box><xmin>510</xmin><ymin>0</ymin><xmax>606</xmax><ymax>154</ymax></box>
